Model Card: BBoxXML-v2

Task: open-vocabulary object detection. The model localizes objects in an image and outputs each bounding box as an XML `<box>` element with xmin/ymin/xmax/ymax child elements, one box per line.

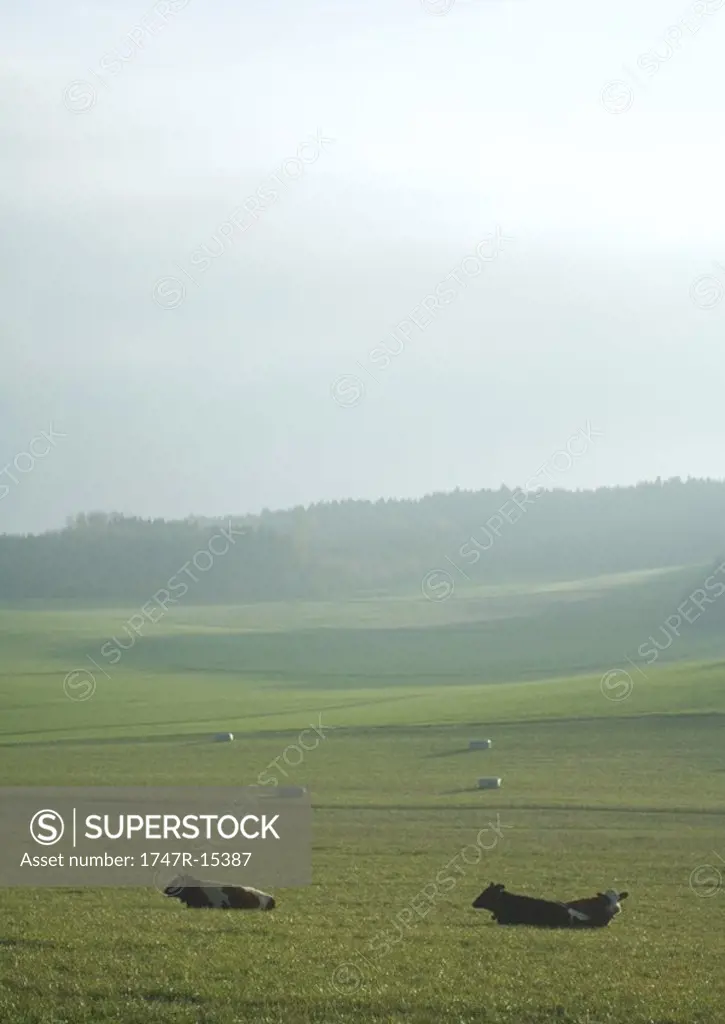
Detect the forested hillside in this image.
<box><xmin>0</xmin><ymin>477</ymin><xmax>723</xmax><ymax>602</ymax></box>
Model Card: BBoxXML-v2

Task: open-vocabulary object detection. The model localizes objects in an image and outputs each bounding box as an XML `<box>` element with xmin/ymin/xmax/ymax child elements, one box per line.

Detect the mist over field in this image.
<box><xmin>3</xmin><ymin>0</ymin><xmax>725</xmax><ymax>536</ymax></box>
<box><xmin>2</xmin><ymin>1</ymin><xmax>724</xmax><ymax>1022</ymax></box>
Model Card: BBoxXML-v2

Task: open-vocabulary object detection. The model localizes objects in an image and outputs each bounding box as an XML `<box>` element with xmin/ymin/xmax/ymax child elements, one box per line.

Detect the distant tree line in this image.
<box><xmin>0</xmin><ymin>477</ymin><xmax>723</xmax><ymax>603</ymax></box>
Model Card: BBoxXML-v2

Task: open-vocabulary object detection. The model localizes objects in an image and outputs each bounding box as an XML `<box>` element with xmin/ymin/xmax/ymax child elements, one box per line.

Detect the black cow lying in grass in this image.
<box><xmin>472</xmin><ymin>883</ymin><xmax>628</xmax><ymax>928</ymax></box>
<box><xmin>163</xmin><ymin>874</ymin><xmax>275</xmax><ymax>910</ymax></box>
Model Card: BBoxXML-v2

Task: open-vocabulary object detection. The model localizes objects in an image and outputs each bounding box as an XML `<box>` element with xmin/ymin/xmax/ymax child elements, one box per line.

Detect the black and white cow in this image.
<box><xmin>565</xmin><ymin>889</ymin><xmax>629</xmax><ymax>928</ymax></box>
<box><xmin>163</xmin><ymin>874</ymin><xmax>275</xmax><ymax>910</ymax></box>
<box><xmin>472</xmin><ymin>882</ymin><xmax>628</xmax><ymax>928</ymax></box>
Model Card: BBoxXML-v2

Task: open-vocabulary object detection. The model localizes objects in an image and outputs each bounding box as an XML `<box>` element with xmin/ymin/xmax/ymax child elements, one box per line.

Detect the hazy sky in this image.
<box><xmin>2</xmin><ymin>0</ymin><xmax>724</xmax><ymax>534</ymax></box>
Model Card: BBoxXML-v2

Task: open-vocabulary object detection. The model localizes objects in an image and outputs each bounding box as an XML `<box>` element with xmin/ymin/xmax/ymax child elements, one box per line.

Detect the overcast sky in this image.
<box><xmin>1</xmin><ymin>0</ymin><xmax>724</xmax><ymax>534</ymax></box>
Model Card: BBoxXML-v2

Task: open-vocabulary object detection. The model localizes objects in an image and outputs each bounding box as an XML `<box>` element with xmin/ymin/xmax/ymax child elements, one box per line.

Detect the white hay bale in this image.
<box><xmin>477</xmin><ymin>777</ymin><xmax>502</xmax><ymax>789</ymax></box>
<box><xmin>469</xmin><ymin>739</ymin><xmax>492</xmax><ymax>750</ymax></box>
<box><xmin>213</xmin><ymin>732</ymin><xmax>234</xmax><ymax>742</ymax></box>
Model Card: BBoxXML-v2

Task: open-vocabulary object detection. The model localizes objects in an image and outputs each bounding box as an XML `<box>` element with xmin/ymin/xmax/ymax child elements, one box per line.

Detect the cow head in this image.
<box><xmin>472</xmin><ymin>882</ymin><xmax>506</xmax><ymax>910</ymax></box>
<box><xmin>164</xmin><ymin>874</ymin><xmax>199</xmax><ymax>896</ymax></box>
<box><xmin>600</xmin><ymin>889</ymin><xmax>629</xmax><ymax>915</ymax></box>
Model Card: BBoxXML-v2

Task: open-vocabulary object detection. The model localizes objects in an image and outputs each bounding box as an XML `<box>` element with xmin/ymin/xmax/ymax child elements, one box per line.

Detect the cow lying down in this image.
<box><xmin>472</xmin><ymin>882</ymin><xmax>628</xmax><ymax>928</ymax></box>
<box><xmin>163</xmin><ymin>874</ymin><xmax>275</xmax><ymax>910</ymax></box>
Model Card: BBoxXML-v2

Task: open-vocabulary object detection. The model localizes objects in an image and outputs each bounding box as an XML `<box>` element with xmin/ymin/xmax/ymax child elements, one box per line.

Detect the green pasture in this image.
<box><xmin>0</xmin><ymin>577</ymin><xmax>723</xmax><ymax>1022</ymax></box>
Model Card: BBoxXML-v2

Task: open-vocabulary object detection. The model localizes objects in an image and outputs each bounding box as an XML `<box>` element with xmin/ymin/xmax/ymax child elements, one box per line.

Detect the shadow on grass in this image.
<box><xmin>141</xmin><ymin>991</ymin><xmax>207</xmax><ymax>1006</ymax></box>
<box><xmin>439</xmin><ymin>786</ymin><xmax>486</xmax><ymax>795</ymax></box>
<box><xmin>0</xmin><ymin>732</ymin><xmax>216</xmax><ymax>750</ymax></box>
<box><xmin>423</xmin><ymin>747</ymin><xmax>472</xmax><ymax>759</ymax></box>
<box><xmin>0</xmin><ymin>939</ymin><xmax>56</xmax><ymax>949</ymax></box>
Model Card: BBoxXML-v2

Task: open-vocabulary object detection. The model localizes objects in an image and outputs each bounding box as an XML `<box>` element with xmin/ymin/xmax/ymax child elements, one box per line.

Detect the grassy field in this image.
<box><xmin>0</xmin><ymin>579</ymin><xmax>723</xmax><ymax>1022</ymax></box>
